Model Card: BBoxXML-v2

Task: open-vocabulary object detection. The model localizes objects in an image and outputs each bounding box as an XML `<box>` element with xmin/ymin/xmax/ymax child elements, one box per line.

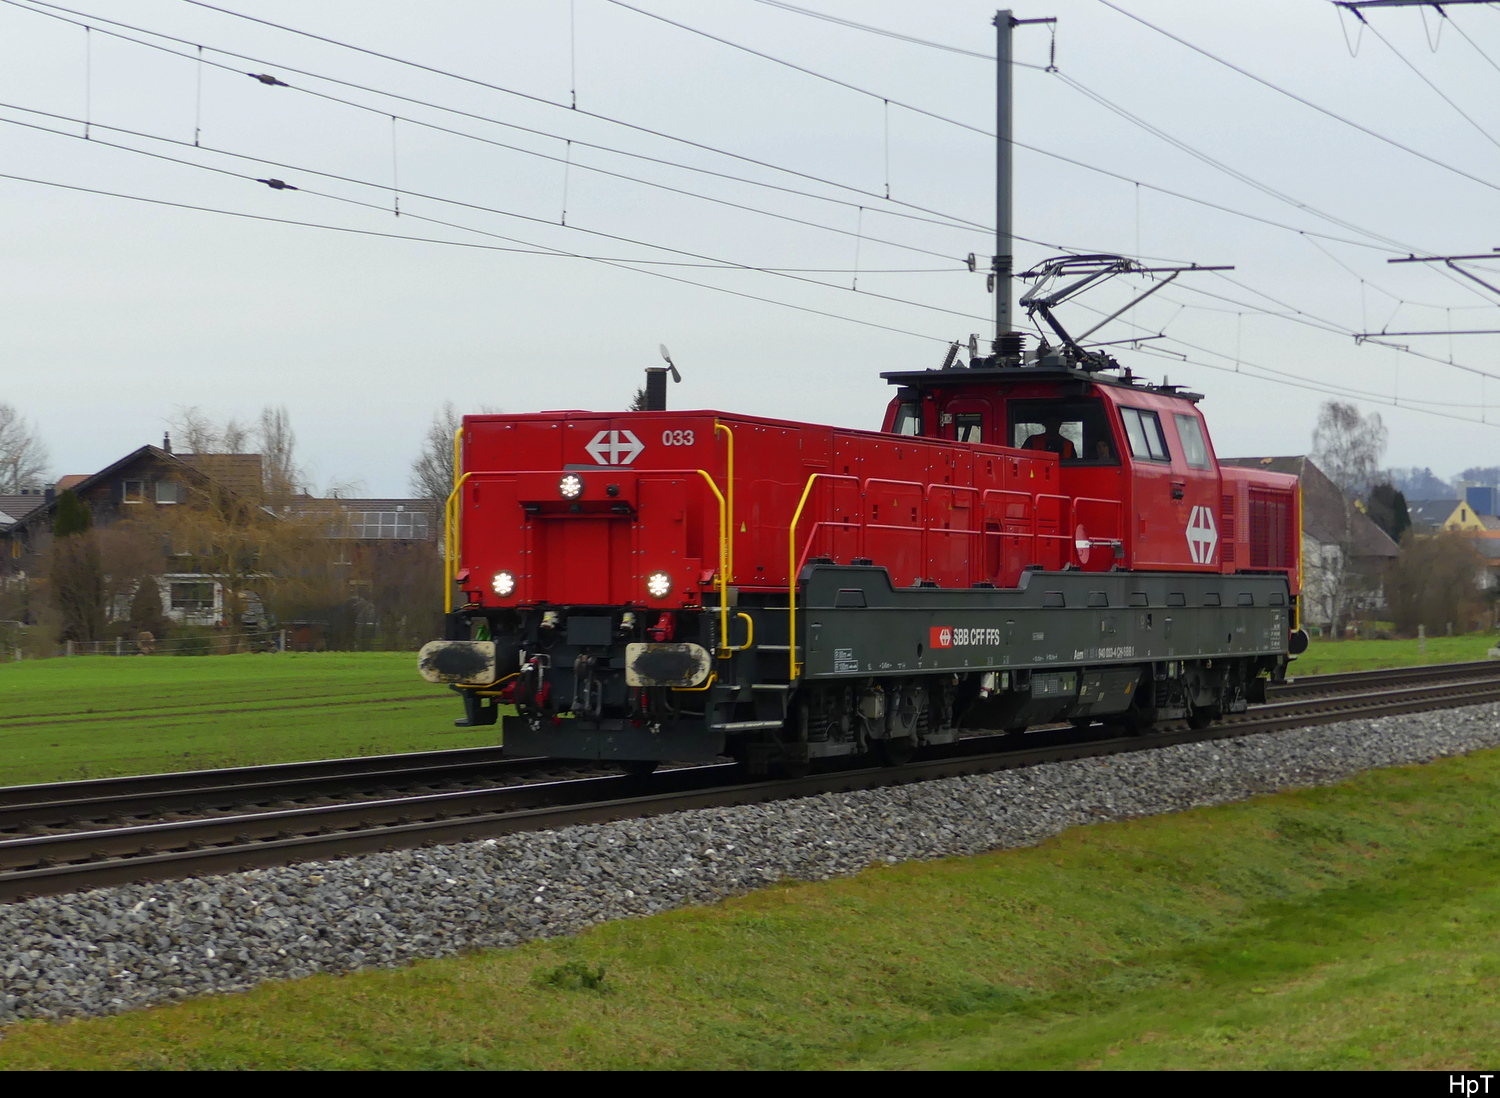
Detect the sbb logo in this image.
<box><xmin>930</xmin><ymin>626</ymin><xmax>953</xmax><ymax>649</ymax></box>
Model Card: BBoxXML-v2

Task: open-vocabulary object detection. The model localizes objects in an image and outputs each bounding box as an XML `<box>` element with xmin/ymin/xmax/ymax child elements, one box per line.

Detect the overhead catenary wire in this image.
<box><xmin>0</xmin><ymin>104</ymin><xmax>993</xmax><ymax>326</ymax></box>
<box><xmin>155</xmin><ymin>0</ymin><xmax>996</xmax><ymax>233</ymax></box>
<box><xmin>27</xmin><ymin>67</ymin><xmax>1495</xmax><ymax>400</ymax></box>
<box><xmin>0</xmin><ymin>166</ymin><xmax>957</xmax><ymax>343</ymax></box>
<box><xmin>0</xmin><ymin>102</ymin><xmax>958</xmax><ymax>279</ymax></box>
<box><xmin>1053</xmin><ymin>292</ymin><xmax>1496</xmax><ymax>419</ymax></box>
<box><xmin>1095</xmin><ymin>0</ymin><xmax>1500</xmax><ymax>197</ymax></box>
<box><xmin>11</xmin><ymin>0</ymin><xmax>1500</xmax><ymax>423</ymax></box>
<box><xmin>2</xmin><ymin>0</ymin><xmax>989</xmax><ymax>254</ymax></box>
<box><xmin>602</xmin><ymin>0</ymin><xmax>1471</xmax><ymax>267</ymax></box>
<box><xmin>1355</xmin><ymin>11</ymin><xmax>1500</xmax><ymax>152</ymax></box>
<box><xmin>1149</xmin><ymin>272</ymin><xmax>1500</xmax><ymax>390</ymax></box>
<box><xmin>1046</xmin><ymin>67</ymin><xmax>1500</xmax><ymax>309</ymax></box>
<box><xmin>747</xmin><ymin>0</ymin><xmax>998</xmax><ymax>60</ymax></box>
<box><xmin>603</xmin><ymin>0</ymin><xmax>1018</xmax><ymax>135</ymax></box>
<box><xmin>21</xmin><ymin>0</ymin><xmax>1469</xmax><ymax>278</ymax></box>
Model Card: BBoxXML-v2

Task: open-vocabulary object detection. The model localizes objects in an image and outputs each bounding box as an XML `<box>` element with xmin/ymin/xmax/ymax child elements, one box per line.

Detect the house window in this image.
<box><xmin>169</xmin><ymin>582</ymin><xmax>216</xmax><ymax>612</ymax></box>
<box><xmin>347</xmin><ymin>511</ymin><xmax>430</xmax><ymax>539</ymax></box>
<box><xmin>122</xmin><ymin>480</ymin><xmax>145</xmax><ymax>503</ymax></box>
<box><xmin>155</xmin><ymin>480</ymin><xmax>179</xmax><ymax>504</ymax></box>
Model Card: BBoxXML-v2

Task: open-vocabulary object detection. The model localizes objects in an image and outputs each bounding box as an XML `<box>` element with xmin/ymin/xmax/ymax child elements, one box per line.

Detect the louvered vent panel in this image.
<box><xmin>1221</xmin><ymin>493</ymin><xmax>1236</xmax><ymax>564</ymax></box>
<box><xmin>1247</xmin><ymin>488</ymin><xmax>1295</xmax><ymax>569</ymax></box>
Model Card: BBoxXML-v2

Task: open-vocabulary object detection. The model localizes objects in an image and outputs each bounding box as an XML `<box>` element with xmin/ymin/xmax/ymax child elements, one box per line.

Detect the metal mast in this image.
<box><xmin>994</xmin><ymin>9</ymin><xmax>1014</xmax><ymax>343</ymax></box>
<box><xmin>993</xmin><ymin>12</ymin><xmax>1054</xmax><ymax>356</ymax></box>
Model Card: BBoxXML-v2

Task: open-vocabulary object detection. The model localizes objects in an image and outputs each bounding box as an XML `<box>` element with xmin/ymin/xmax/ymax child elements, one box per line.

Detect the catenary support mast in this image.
<box><xmin>993</xmin><ymin>11</ymin><xmax>1055</xmax><ymax>352</ymax></box>
<box><xmin>995</xmin><ymin>9</ymin><xmax>1014</xmax><ymax>342</ymax></box>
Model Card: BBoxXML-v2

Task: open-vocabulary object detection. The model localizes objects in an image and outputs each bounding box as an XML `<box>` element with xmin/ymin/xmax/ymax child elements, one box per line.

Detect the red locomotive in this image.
<box><xmin>419</xmin><ymin>319</ymin><xmax>1303</xmax><ymax>775</ymax></box>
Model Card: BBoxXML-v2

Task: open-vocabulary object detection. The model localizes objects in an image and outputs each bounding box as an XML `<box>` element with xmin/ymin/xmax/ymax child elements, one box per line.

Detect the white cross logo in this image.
<box><xmin>584</xmin><ymin>429</ymin><xmax>645</xmax><ymax>466</ymax></box>
<box><xmin>1186</xmin><ymin>505</ymin><xmax>1219</xmax><ymax>564</ymax></box>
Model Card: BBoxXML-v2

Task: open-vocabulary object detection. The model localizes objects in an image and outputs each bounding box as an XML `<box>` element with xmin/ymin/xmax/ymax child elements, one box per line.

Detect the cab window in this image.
<box><xmin>1009</xmin><ymin>399</ymin><xmax>1117</xmax><ymax>465</ymax></box>
<box><xmin>892</xmin><ymin>402</ymin><xmax>923</xmax><ymax>436</ymax></box>
<box><xmin>1174</xmin><ymin>413</ymin><xmax>1212</xmax><ymax>469</ymax></box>
<box><xmin>954</xmin><ymin>413</ymin><xmax>983</xmax><ymax>443</ymax></box>
<box><xmin>1120</xmin><ymin>407</ymin><xmax>1170</xmax><ymax>463</ymax></box>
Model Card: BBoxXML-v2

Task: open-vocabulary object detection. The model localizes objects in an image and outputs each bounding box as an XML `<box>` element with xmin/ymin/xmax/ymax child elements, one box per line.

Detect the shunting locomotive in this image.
<box><xmin>418</xmin><ymin>291</ymin><xmax>1304</xmax><ymax>774</ymax></box>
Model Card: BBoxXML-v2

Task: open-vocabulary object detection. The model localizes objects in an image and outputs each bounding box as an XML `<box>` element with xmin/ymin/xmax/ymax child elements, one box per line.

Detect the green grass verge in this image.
<box><xmin>1293</xmin><ymin>633</ymin><xmax>1499</xmax><ymax>675</ymax></box>
<box><xmin>4</xmin><ymin>745</ymin><xmax>1500</xmax><ymax>1069</ymax></box>
<box><xmin>0</xmin><ymin>653</ymin><xmax>489</xmax><ymax>786</ymax></box>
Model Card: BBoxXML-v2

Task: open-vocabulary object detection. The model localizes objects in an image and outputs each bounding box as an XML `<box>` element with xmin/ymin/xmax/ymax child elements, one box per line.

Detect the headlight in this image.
<box><xmin>646</xmin><ymin>571</ymin><xmax>672</xmax><ymax>599</ymax></box>
<box><xmin>492</xmin><ymin>570</ymin><xmax>516</xmax><ymax>597</ymax></box>
<box><xmin>559</xmin><ymin>473</ymin><xmax>584</xmax><ymax>500</ymax></box>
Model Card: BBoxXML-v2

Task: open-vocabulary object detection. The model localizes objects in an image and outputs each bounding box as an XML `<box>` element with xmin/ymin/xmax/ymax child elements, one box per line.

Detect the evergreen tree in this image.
<box><xmin>52</xmin><ymin>489</ymin><xmax>91</xmax><ymax>537</ymax></box>
<box><xmin>128</xmin><ymin>576</ymin><xmax>168</xmax><ymax>637</ymax></box>
<box><xmin>1367</xmin><ymin>483</ymin><xmax>1411</xmax><ymax>544</ymax></box>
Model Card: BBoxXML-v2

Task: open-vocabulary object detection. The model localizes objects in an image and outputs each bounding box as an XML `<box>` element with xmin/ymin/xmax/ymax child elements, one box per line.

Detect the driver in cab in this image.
<box><xmin>1023</xmin><ymin>416</ymin><xmax>1077</xmax><ymax>460</ymax></box>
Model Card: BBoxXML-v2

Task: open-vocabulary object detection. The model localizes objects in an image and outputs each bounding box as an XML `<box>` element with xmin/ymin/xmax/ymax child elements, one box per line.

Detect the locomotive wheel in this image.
<box><xmin>1185</xmin><ymin>704</ymin><xmax>1220</xmax><ymax>731</ymax></box>
<box><xmin>621</xmin><ymin>759</ymin><xmax>659</xmax><ymax>777</ymax></box>
<box><xmin>873</xmin><ymin>735</ymin><xmax>916</xmax><ymax>767</ymax></box>
<box><xmin>778</xmin><ymin>756</ymin><xmax>811</xmax><ymax>779</ymax></box>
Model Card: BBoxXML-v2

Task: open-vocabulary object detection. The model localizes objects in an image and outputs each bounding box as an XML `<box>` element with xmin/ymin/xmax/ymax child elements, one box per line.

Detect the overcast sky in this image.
<box><xmin>4</xmin><ymin>0</ymin><xmax>1500</xmax><ymax>496</ymax></box>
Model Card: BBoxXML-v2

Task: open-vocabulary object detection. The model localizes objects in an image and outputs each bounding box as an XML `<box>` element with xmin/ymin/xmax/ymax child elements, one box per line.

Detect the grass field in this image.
<box><xmin>0</xmin><ymin>653</ymin><xmax>491</xmax><ymax>787</ymax></box>
<box><xmin>1292</xmin><ymin>633</ymin><xmax>1500</xmax><ymax>676</ymax></box>
<box><xmin>3</xmin><ymin>742</ymin><xmax>1500</xmax><ymax>1068</ymax></box>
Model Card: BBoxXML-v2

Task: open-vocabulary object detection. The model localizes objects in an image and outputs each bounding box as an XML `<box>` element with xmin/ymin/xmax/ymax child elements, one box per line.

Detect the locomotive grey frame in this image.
<box><xmin>498</xmin><ymin>563</ymin><xmax>1292</xmax><ymax>765</ymax></box>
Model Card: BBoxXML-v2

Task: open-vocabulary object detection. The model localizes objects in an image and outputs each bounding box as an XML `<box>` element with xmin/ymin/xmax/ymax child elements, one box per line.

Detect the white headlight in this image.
<box><xmin>559</xmin><ymin>474</ymin><xmax>584</xmax><ymax>500</ymax></box>
<box><xmin>492</xmin><ymin>570</ymin><xmax>516</xmax><ymax>596</ymax></box>
<box><xmin>646</xmin><ymin>571</ymin><xmax>672</xmax><ymax>599</ymax></box>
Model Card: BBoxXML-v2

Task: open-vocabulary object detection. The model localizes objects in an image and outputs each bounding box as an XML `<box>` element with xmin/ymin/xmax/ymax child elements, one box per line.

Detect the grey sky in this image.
<box><xmin>3</xmin><ymin>0</ymin><xmax>1499</xmax><ymax>496</ymax></box>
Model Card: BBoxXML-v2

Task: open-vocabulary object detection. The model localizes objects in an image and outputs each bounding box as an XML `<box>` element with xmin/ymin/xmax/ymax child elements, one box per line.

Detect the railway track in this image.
<box><xmin>3</xmin><ymin>659</ymin><xmax>1499</xmax><ymax>904</ymax></box>
<box><xmin>0</xmin><ymin>747</ymin><xmax>606</xmax><ymax>833</ymax></box>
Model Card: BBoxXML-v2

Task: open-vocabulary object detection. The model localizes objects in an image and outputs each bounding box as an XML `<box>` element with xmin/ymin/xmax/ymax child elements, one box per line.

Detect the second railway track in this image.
<box><xmin>4</xmin><ymin>658</ymin><xmax>1500</xmax><ymax>904</ymax></box>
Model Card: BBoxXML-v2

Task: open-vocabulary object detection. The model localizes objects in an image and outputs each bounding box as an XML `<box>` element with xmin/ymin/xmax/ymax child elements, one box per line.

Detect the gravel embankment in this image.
<box><xmin>4</xmin><ymin>703</ymin><xmax>1500</xmax><ymax>1025</ymax></box>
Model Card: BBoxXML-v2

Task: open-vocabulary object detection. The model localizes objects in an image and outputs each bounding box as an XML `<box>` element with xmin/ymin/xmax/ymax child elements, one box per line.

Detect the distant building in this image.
<box><xmin>0</xmin><ymin>443</ymin><xmax>265</xmax><ymax>626</ymax></box>
<box><xmin>1220</xmin><ymin>455</ymin><xmax>1398</xmax><ymax>630</ymax></box>
<box><xmin>1406</xmin><ymin>498</ymin><xmax>1464</xmax><ymax>534</ymax></box>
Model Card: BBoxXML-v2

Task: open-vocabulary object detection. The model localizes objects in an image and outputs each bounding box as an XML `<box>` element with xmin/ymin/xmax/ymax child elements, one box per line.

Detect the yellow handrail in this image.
<box><xmin>693</xmin><ymin>468</ymin><xmax>731</xmax><ymax>657</ymax></box>
<box><xmin>715</xmin><ymin>422</ymin><xmax>735</xmax><ymax>591</ymax></box>
<box><xmin>444</xmin><ymin>425</ymin><xmax>464</xmax><ymax>614</ymax></box>
<box><xmin>786</xmin><ymin>472</ymin><xmax>825</xmax><ymax>682</ymax></box>
<box><xmin>729</xmin><ymin>611</ymin><xmax>754</xmax><ymax>653</ymax></box>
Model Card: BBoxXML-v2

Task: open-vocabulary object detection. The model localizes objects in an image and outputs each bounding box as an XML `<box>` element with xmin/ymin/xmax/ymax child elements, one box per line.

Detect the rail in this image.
<box><xmin>10</xmin><ymin>660</ymin><xmax>1500</xmax><ymax>903</ymax></box>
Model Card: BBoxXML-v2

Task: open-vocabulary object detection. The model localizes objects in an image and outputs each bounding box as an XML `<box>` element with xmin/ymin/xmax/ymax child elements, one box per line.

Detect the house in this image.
<box><xmin>1219</xmin><ymin>455</ymin><xmax>1399</xmax><ymax>631</ymax></box>
<box><xmin>1406</xmin><ymin>498</ymin><xmax>1464</xmax><ymax>534</ymax></box>
<box><xmin>0</xmin><ymin>489</ymin><xmax>49</xmax><ymax>533</ymax></box>
<box><xmin>0</xmin><ymin>440</ymin><xmax>265</xmax><ymax>627</ymax></box>
<box><xmin>2</xmin><ymin>435</ymin><xmax>444</xmax><ymax>647</ymax></box>
<box><xmin>285</xmin><ymin>495</ymin><xmax>441</xmax><ymax>647</ymax></box>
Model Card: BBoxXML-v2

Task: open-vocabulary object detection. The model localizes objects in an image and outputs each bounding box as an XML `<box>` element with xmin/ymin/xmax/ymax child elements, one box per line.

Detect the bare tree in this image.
<box><xmin>169</xmin><ymin>406</ymin><xmax>250</xmax><ymax>455</ymax></box>
<box><xmin>257</xmin><ymin>405</ymin><xmax>304</xmax><ymax>505</ymax></box>
<box><xmin>410</xmin><ymin>403</ymin><xmax>464</xmax><ymax>504</ymax></box>
<box><xmin>1311</xmin><ymin>401</ymin><xmax>1387</xmax><ymax>500</ymax></box>
<box><xmin>0</xmin><ymin>403</ymin><xmax>50</xmax><ymax>492</ymax></box>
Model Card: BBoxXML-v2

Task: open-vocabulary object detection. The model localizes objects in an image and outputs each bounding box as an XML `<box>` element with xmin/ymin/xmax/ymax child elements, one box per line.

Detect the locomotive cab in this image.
<box><xmin>880</xmin><ymin>362</ymin><xmax>1268</xmax><ymax>578</ymax></box>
